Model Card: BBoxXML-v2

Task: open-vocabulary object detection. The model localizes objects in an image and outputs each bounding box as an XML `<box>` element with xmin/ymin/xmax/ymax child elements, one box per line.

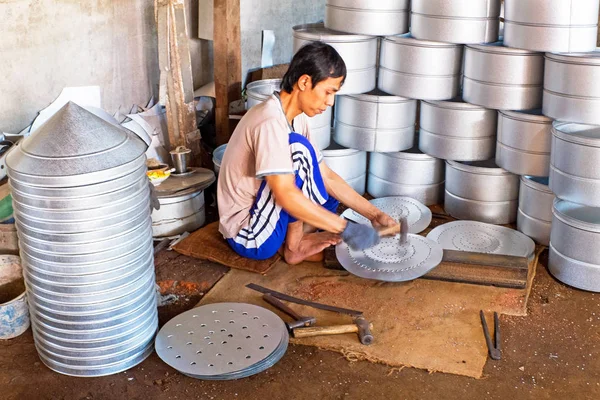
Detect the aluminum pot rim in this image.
<box><xmin>246</xmin><ymin>79</ymin><xmax>282</xmax><ymax>100</ymax></box>
<box><xmin>372</xmin><ymin>147</ymin><xmax>439</xmax><ymax>161</ymax></box>
<box><xmin>445</xmin><ymin>189</ymin><xmax>518</xmax><ymax>206</ymax></box>
<box><xmin>326</xmin><ymin>3</ymin><xmax>410</xmax><ymax>13</ymax></box>
<box><xmin>552</xmin><ymin>198</ymin><xmax>600</xmax><ymax>234</ymax></box>
<box><xmin>552</xmin><ymin>121</ymin><xmax>600</xmax><ymax>148</ymax></box>
<box><xmin>422</xmin><ymin>99</ymin><xmax>490</xmax><ymax>111</ymax></box>
<box><xmin>293</xmin><ymin>23</ymin><xmax>376</xmax><ymax>43</ymax></box>
<box><xmin>446</xmin><ymin>160</ymin><xmax>514</xmax><ymax>176</ymax></box>
<box><xmin>467</xmin><ymin>42</ymin><xmax>541</xmax><ymax>56</ymax></box>
<box><xmin>499</xmin><ymin>110</ymin><xmax>553</xmax><ymax>124</ymax></box>
<box><xmin>343</xmin><ymin>89</ymin><xmax>415</xmax><ymax>104</ymax></box>
<box><xmin>157</xmin><ymin>189</ymin><xmax>204</xmax><ymax>203</ymax></box>
<box><xmin>322</xmin><ymin>140</ymin><xmax>365</xmax><ymax>157</ymax></box>
<box><xmin>545</xmin><ymin>49</ymin><xmax>600</xmax><ymax>66</ymax></box>
<box><xmin>383</xmin><ymin>33</ymin><xmax>462</xmax><ymax>49</ymax></box>
<box><xmin>521</xmin><ymin>175</ymin><xmax>552</xmax><ymax>193</ymax></box>
<box><xmin>368</xmin><ymin>172</ymin><xmax>445</xmax><ymax>187</ymax></box>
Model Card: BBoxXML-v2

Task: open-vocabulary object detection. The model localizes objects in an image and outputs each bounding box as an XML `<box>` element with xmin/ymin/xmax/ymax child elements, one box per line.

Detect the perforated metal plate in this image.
<box><xmin>336</xmin><ymin>234</ymin><xmax>444</xmax><ymax>282</ymax></box>
<box><xmin>155</xmin><ymin>303</ymin><xmax>288</xmax><ymax>380</ymax></box>
<box><xmin>426</xmin><ymin>221</ymin><xmax>536</xmax><ymax>258</ymax></box>
<box><xmin>341</xmin><ymin>196</ymin><xmax>432</xmax><ymax>234</ymax></box>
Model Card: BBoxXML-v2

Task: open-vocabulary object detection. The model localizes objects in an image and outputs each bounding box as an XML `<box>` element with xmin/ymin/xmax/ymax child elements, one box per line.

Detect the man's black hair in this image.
<box><xmin>281</xmin><ymin>42</ymin><xmax>347</xmax><ymax>93</ymax></box>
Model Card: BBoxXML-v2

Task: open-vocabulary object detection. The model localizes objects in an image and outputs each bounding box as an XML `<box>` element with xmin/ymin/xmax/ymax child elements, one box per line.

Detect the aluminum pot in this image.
<box><xmin>445</xmin><ymin>160</ymin><xmax>519</xmax><ymax>224</ymax></box>
<box><xmin>152</xmin><ymin>189</ymin><xmax>206</xmax><ymax>237</ymax></box>
<box><xmin>322</xmin><ymin>138</ymin><xmax>367</xmax><ymax>195</ymax></box>
<box><xmin>293</xmin><ymin>23</ymin><xmax>377</xmax><ymax>95</ymax></box>
<box><xmin>503</xmin><ymin>0</ymin><xmax>600</xmax><ymax>52</ymax></box>
<box><xmin>463</xmin><ymin>42</ymin><xmax>545</xmax><ymax>110</ymax></box>
<box><xmin>378</xmin><ymin>34</ymin><xmax>463</xmax><ymax>100</ymax></box>
<box><xmin>419</xmin><ymin>100</ymin><xmax>497</xmax><ymax>161</ymax></box>
<box><xmin>496</xmin><ymin>110</ymin><xmax>553</xmax><ymax>176</ymax></box>
<box><xmin>334</xmin><ymin>90</ymin><xmax>416</xmax><ymax>152</ymax></box>
<box><xmin>367</xmin><ymin>145</ymin><xmax>445</xmax><ymax>205</ymax></box>
<box><xmin>549</xmin><ymin>122</ymin><xmax>600</xmax><ymax>207</ymax></box>
<box><xmin>518</xmin><ymin>176</ymin><xmax>554</xmax><ymax>246</ymax></box>
<box><xmin>549</xmin><ymin>199</ymin><xmax>600</xmax><ymax>292</ymax></box>
<box><xmin>325</xmin><ymin>0</ymin><xmax>410</xmax><ymax>36</ymax></box>
<box><xmin>543</xmin><ymin>51</ymin><xmax>600</xmax><ymax>125</ymax></box>
<box><xmin>245</xmin><ymin>78</ymin><xmax>332</xmax><ymax>149</ymax></box>
<box><xmin>410</xmin><ymin>0</ymin><xmax>501</xmax><ymax>44</ymax></box>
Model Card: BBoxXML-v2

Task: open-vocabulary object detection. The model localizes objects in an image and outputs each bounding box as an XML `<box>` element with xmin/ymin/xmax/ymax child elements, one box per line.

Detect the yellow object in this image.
<box><xmin>147</xmin><ymin>169</ymin><xmax>172</xmax><ymax>186</ymax></box>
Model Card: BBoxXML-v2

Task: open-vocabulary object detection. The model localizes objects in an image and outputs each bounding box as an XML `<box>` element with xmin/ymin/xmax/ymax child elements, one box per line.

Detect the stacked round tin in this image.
<box><xmin>286</xmin><ymin>0</ymin><xmax>600</xmax><ymax>291</ymax></box>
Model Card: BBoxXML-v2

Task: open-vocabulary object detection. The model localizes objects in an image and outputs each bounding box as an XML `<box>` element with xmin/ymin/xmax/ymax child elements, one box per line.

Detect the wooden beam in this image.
<box><xmin>213</xmin><ymin>0</ymin><xmax>242</xmax><ymax>146</ymax></box>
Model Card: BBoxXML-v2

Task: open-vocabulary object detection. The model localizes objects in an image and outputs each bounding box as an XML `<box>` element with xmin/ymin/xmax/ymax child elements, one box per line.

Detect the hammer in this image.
<box><xmin>262</xmin><ymin>294</ymin><xmax>316</xmax><ymax>330</ymax></box>
<box><xmin>292</xmin><ymin>316</ymin><xmax>374</xmax><ymax>345</ymax></box>
<box><xmin>376</xmin><ymin>216</ymin><xmax>409</xmax><ymax>245</ymax></box>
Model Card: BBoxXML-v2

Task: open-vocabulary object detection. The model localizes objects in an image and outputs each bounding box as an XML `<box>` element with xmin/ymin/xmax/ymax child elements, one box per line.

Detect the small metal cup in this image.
<box><xmin>170</xmin><ymin>146</ymin><xmax>192</xmax><ymax>174</ymax></box>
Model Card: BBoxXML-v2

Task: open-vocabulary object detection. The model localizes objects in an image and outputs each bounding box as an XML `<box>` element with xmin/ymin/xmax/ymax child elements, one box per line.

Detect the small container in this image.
<box><xmin>0</xmin><ymin>255</ymin><xmax>29</xmax><ymax>339</ymax></box>
<box><xmin>325</xmin><ymin>0</ymin><xmax>410</xmax><ymax>36</ymax></box>
<box><xmin>549</xmin><ymin>199</ymin><xmax>600</xmax><ymax>292</ymax></box>
<box><xmin>518</xmin><ymin>176</ymin><xmax>554</xmax><ymax>246</ymax></box>
<box><xmin>378</xmin><ymin>34</ymin><xmax>463</xmax><ymax>100</ymax></box>
<box><xmin>549</xmin><ymin>122</ymin><xmax>600</xmax><ymax>207</ymax></box>
<box><xmin>322</xmin><ymin>138</ymin><xmax>367</xmax><ymax>195</ymax></box>
<box><xmin>212</xmin><ymin>144</ymin><xmax>227</xmax><ymax>176</ymax></box>
<box><xmin>334</xmin><ymin>90</ymin><xmax>416</xmax><ymax>152</ymax></box>
<box><xmin>503</xmin><ymin>0</ymin><xmax>600</xmax><ymax>52</ymax></box>
<box><xmin>419</xmin><ymin>100</ymin><xmax>497</xmax><ymax>161</ymax></box>
<box><xmin>411</xmin><ymin>0</ymin><xmax>501</xmax><ymax>44</ymax></box>
<box><xmin>463</xmin><ymin>42</ymin><xmax>545</xmax><ymax>110</ymax></box>
<box><xmin>543</xmin><ymin>50</ymin><xmax>600</xmax><ymax>125</ymax></box>
<box><xmin>496</xmin><ymin>110</ymin><xmax>553</xmax><ymax>176</ymax></box>
<box><xmin>293</xmin><ymin>23</ymin><xmax>378</xmax><ymax>95</ymax></box>
<box><xmin>444</xmin><ymin>160</ymin><xmax>519</xmax><ymax>224</ymax></box>
<box><xmin>170</xmin><ymin>146</ymin><xmax>192</xmax><ymax>174</ymax></box>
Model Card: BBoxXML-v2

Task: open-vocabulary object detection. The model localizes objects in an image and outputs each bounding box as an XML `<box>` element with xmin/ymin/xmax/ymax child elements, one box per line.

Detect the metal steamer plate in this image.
<box><xmin>155</xmin><ymin>303</ymin><xmax>288</xmax><ymax>380</ymax></box>
<box><xmin>426</xmin><ymin>221</ymin><xmax>536</xmax><ymax>259</ymax></box>
<box><xmin>335</xmin><ymin>234</ymin><xmax>444</xmax><ymax>282</ymax></box>
<box><xmin>341</xmin><ymin>196</ymin><xmax>432</xmax><ymax>234</ymax></box>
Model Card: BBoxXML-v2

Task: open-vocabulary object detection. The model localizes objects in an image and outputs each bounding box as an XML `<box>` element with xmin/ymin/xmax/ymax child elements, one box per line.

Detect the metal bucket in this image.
<box><xmin>334</xmin><ymin>90</ymin><xmax>416</xmax><ymax>152</ymax></box>
<box><xmin>518</xmin><ymin>176</ymin><xmax>554</xmax><ymax>246</ymax></box>
<box><xmin>368</xmin><ymin>145</ymin><xmax>445</xmax><ymax>205</ymax></box>
<box><xmin>293</xmin><ymin>23</ymin><xmax>377</xmax><ymax>95</ymax></box>
<box><xmin>496</xmin><ymin>110</ymin><xmax>553</xmax><ymax>176</ymax></box>
<box><xmin>0</xmin><ymin>255</ymin><xmax>29</xmax><ymax>339</ymax></box>
<box><xmin>378</xmin><ymin>34</ymin><xmax>463</xmax><ymax>100</ymax></box>
<box><xmin>410</xmin><ymin>0</ymin><xmax>501</xmax><ymax>44</ymax></box>
<box><xmin>419</xmin><ymin>100</ymin><xmax>497</xmax><ymax>161</ymax></box>
<box><xmin>543</xmin><ymin>51</ymin><xmax>600</xmax><ymax>125</ymax></box>
<box><xmin>322</xmin><ymin>138</ymin><xmax>367</xmax><ymax>195</ymax></box>
<box><xmin>212</xmin><ymin>144</ymin><xmax>227</xmax><ymax>176</ymax></box>
<box><xmin>463</xmin><ymin>42</ymin><xmax>545</xmax><ymax>110</ymax></box>
<box><xmin>549</xmin><ymin>122</ymin><xmax>600</xmax><ymax>207</ymax></box>
<box><xmin>325</xmin><ymin>0</ymin><xmax>409</xmax><ymax>36</ymax></box>
<box><xmin>245</xmin><ymin>78</ymin><xmax>332</xmax><ymax>149</ymax></box>
<box><xmin>152</xmin><ymin>189</ymin><xmax>206</xmax><ymax>237</ymax></box>
<box><xmin>444</xmin><ymin>160</ymin><xmax>519</xmax><ymax>224</ymax></box>
<box><xmin>503</xmin><ymin>0</ymin><xmax>600</xmax><ymax>52</ymax></box>
<box><xmin>5</xmin><ymin>103</ymin><xmax>157</xmax><ymax>376</ymax></box>
<box><xmin>549</xmin><ymin>199</ymin><xmax>600</xmax><ymax>292</ymax></box>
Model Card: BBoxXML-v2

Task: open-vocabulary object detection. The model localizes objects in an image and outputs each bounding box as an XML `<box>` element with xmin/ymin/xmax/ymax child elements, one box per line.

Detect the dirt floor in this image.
<box><xmin>1</xmin><ymin>248</ymin><xmax>599</xmax><ymax>400</ymax></box>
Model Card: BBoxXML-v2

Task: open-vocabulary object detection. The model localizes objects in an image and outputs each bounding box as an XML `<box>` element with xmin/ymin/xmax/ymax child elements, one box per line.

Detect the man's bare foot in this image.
<box><xmin>284</xmin><ymin>231</ymin><xmax>341</xmax><ymax>265</ymax></box>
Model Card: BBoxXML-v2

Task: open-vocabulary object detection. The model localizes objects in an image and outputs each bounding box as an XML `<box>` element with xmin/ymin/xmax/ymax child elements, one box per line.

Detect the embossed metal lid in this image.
<box><xmin>6</xmin><ymin>102</ymin><xmax>146</xmax><ymax>181</ymax></box>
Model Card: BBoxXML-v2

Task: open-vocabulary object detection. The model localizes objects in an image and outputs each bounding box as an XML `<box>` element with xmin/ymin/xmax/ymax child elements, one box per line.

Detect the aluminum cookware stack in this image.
<box><xmin>245</xmin><ymin>78</ymin><xmax>331</xmax><ymax>150</ymax></box>
<box><xmin>333</xmin><ymin>90</ymin><xmax>416</xmax><ymax>152</ymax></box>
<box><xmin>419</xmin><ymin>100</ymin><xmax>497</xmax><ymax>161</ymax></box>
<box><xmin>367</xmin><ymin>144</ymin><xmax>445</xmax><ymax>206</ymax></box>
<box><xmin>518</xmin><ymin>176</ymin><xmax>555</xmax><ymax>246</ymax></box>
<box><xmin>322</xmin><ymin>137</ymin><xmax>367</xmax><ymax>195</ymax></box>
<box><xmin>6</xmin><ymin>102</ymin><xmax>157</xmax><ymax>376</ymax></box>
<box><xmin>325</xmin><ymin>0</ymin><xmax>409</xmax><ymax>36</ymax></box>
<box><xmin>444</xmin><ymin>160</ymin><xmax>520</xmax><ymax>224</ymax></box>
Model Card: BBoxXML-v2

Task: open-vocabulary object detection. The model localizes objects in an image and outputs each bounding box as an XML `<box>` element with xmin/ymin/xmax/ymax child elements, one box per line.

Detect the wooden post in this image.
<box><xmin>213</xmin><ymin>0</ymin><xmax>242</xmax><ymax>145</ymax></box>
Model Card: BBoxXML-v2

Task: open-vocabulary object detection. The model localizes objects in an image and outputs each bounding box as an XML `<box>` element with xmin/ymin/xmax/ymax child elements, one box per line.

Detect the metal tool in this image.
<box><xmin>262</xmin><ymin>294</ymin><xmax>316</xmax><ymax>330</ymax></box>
<box><xmin>293</xmin><ymin>316</ymin><xmax>374</xmax><ymax>345</ymax></box>
<box><xmin>377</xmin><ymin>216</ymin><xmax>409</xmax><ymax>245</ymax></box>
<box><xmin>480</xmin><ymin>310</ymin><xmax>501</xmax><ymax>361</ymax></box>
<box><xmin>246</xmin><ymin>284</ymin><xmax>363</xmax><ymax>317</ymax></box>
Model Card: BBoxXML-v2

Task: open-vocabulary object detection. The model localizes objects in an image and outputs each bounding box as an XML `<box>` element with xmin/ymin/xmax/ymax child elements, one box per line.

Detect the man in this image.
<box><xmin>217</xmin><ymin>42</ymin><xmax>396</xmax><ymax>264</ymax></box>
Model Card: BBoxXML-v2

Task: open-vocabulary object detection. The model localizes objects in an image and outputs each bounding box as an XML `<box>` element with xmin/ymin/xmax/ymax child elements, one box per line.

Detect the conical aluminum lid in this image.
<box><xmin>7</xmin><ymin>102</ymin><xmax>147</xmax><ymax>186</ymax></box>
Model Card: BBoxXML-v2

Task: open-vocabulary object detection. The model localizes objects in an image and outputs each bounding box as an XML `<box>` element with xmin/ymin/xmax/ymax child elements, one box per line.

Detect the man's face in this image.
<box><xmin>298</xmin><ymin>75</ymin><xmax>344</xmax><ymax>117</ymax></box>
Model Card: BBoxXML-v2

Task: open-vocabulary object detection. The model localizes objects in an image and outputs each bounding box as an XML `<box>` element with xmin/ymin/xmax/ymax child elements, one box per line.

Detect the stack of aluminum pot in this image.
<box><xmin>6</xmin><ymin>102</ymin><xmax>158</xmax><ymax>375</ymax></box>
<box><xmin>291</xmin><ymin>0</ymin><xmax>600</xmax><ymax>290</ymax></box>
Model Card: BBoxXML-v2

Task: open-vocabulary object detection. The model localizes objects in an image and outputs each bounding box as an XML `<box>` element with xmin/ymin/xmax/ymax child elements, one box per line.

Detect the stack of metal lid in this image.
<box><xmin>6</xmin><ymin>102</ymin><xmax>158</xmax><ymax>376</ymax></box>
<box><xmin>155</xmin><ymin>303</ymin><xmax>288</xmax><ymax>380</ymax></box>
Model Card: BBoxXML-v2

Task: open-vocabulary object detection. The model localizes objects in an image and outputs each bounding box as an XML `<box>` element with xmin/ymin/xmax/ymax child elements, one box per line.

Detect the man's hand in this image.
<box><xmin>370</xmin><ymin>211</ymin><xmax>397</xmax><ymax>229</ymax></box>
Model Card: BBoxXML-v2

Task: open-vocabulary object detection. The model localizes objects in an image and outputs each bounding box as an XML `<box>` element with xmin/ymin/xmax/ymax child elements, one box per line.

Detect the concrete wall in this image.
<box><xmin>240</xmin><ymin>0</ymin><xmax>324</xmax><ymax>86</ymax></box>
<box><xmin>0</xmin><ymin>0</ymin><xmax>212</xmax><ymax>134</ymax></box>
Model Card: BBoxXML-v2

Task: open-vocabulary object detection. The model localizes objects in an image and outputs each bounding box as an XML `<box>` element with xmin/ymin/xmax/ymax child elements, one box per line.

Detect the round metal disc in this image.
<box><xmin>335</xmin><ymin>234</ymin><xmax>444</xmax><ymax>282</ymax></box>
<box><xmin>341</xmin><ymin>196</ymin><xmax>432</xmax><ymax>234</ymax></box>
<box><xmin>155</xmin><ymin>303</ymin><xmax>288</xmax><ymax>380</ymax></box>
<box><xmin>426</xmin><ymin>221</ymin><xmax>536</xmax><ymax>258</ymax></box>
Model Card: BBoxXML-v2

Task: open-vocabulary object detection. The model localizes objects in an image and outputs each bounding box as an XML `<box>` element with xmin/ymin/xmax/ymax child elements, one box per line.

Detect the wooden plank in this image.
<box><xmin>0</xmin><ymin>224</ymin><xmax>19</xmax><ymax>255</ymax></box>
<box><xmin>323</xmin><ymin>247</ymin><xmax>529</xmax><ymax>289</ymax></box>
<box><xmin>213</xmin><ymin>0</ymin><xmax>242</xmax><ymax>146</ymax></box>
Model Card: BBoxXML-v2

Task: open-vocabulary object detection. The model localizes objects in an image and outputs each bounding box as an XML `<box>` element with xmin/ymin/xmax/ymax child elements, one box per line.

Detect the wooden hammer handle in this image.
<box><xmin>293</xmin><ymin>323</ymin><xmax>373</xmax><ymax>338</ymax></box>
<box><xmin>377</xmin><ymin>224</ymin><xmax>401</xmax><ymax>237</ymax></box>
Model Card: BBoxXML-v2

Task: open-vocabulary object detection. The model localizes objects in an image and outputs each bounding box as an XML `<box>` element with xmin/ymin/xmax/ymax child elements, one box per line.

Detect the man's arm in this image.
<box><xmin>264</xmin><ymin>174</ymin><xmax>347</xmax><ymax>233</ymax></box>
<box><xmin>319</xmin><ymin>162</ymin><xmax>396</xmax><ymax>227</ymax></box>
